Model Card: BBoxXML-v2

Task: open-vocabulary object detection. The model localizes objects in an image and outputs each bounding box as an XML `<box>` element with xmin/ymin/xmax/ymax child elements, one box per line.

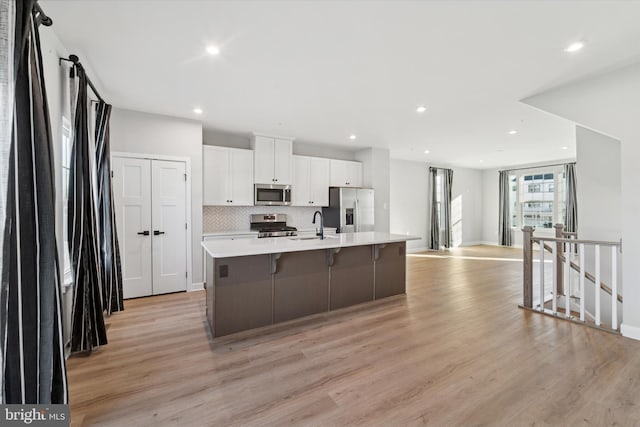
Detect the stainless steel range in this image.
<box><xmin>250</xmin><ymin>214</ymin><xmax>298</xmax><ymax>238</ymax></box>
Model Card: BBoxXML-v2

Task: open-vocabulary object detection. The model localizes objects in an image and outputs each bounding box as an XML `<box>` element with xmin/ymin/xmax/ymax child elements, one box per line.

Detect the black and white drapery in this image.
<box><xmin>564</xmin><ymin>163</ymin><xmax>578</xmax><ymax>233</ymax></box>
<box><xmin>428</xmin><ymin>166</ymin><xmax>454</xmax><ymax>250</ymax></box>
<box><xmin>498</xmin><ymin>170</ymin><xmax>512</xmax><ymax>246</ymax></box>
<box><xmin>95</xmin><ymin>102</ymin><xmax>123</xmax><ymax>315</ymax></box>
<box><xmin>428</xmin><ymin>167</ymin><xmax>440</xmax><ymax>250</ymax></box>
<box><xmin>68</xmin><ymin>63</ymin><xmax>108</xmax><ymax>353</ymax></box>
<box><xmin>0</xmin><ymin>0</ymin><xmax>68</xmax><ymax>403</ymax></box>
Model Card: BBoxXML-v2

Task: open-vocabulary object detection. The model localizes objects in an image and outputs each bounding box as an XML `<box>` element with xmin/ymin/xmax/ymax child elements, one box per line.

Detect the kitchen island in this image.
<box><xmin>202</xmin><ymin>232</ymin><xmax>420</xmax><ymax>337</ymax></box>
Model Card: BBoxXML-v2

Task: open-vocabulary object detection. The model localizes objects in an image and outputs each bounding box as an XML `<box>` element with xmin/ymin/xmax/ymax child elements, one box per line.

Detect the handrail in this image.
<box><xmin>542</xmin><ymin>243</ymin><xmax>623</xmax><ymax>303</ymax></box>
<box><xmin>532</xmin><ymin>236</ymin><xmax>621</xmax><ymax>248</ymax></box>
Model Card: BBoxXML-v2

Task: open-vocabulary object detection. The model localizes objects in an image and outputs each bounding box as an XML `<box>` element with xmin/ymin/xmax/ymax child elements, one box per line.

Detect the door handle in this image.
<box><xmin>137</xmin><ymin>231</ymin><xmax>150</xmax><ymax>236</ymax></box>
<box><xmin>153</xmin><ymin>230</ymin><xmax>165</xmax><ymax>236</ymax></box>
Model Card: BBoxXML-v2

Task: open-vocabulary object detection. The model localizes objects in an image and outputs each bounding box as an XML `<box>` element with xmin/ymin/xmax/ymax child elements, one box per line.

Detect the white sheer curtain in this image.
<box><xmin>0</xmin><ymin>0</ymin><xmax>16</xmax><ymax>401</ymax></box>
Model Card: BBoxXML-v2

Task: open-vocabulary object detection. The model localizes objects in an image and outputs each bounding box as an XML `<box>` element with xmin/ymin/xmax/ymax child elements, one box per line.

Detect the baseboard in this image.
<box><xmin>407</xmin><ymin>246</ymin><xmax>428</xmax><ymax>253</ymax></box>
<box><xmin>460</xmin><ymin>241</ymin><xmax>496</xmax><ymax>247</ymax></box>
<box><xmin>189</xmin><ymin>282</ymin><xmax>204</xmax><ymax>292</ymax></box>
<box><xmin>621</xmin><ymin>323</ymin><xmax>640</xmax><ymax>341</ymax></box>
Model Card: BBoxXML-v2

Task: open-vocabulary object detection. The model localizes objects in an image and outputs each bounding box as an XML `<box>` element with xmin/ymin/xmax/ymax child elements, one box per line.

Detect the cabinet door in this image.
<box><xmin>309</xmin><ymin>157</ymin><xmax>330</xmax><ymax>206</ymax></box>
<box><xmin>273</xmin><ymin>138</ymin><xmax>292</xmax><ymax>184</ymax></box>
<box><xmin>292</xmin><ymin>156</ymin><xmax>310</xmax><ymax>206</ymax></box>
<box><xmin>330</xmin><ymin>159</ymin><xmax>348</xmax><ymax>187</ymax></box>
<box><xmin>253</xmin><ymin>135</ymin><xmax>274</xmax><ymax>184</ymax></box>
<box><xmin>203</xmin><ymin>146</ymin><xmax>230</xmax><ymax>205</ymax></box>
<box><xmin>346</xmin><ymin>161</ymin><xmax>363</xmax><ymax>187</ymax></box>
<box><xmin>229</xmin><ymin>149</ymin><xmax>254</xmax><ymax>206</ymax></box>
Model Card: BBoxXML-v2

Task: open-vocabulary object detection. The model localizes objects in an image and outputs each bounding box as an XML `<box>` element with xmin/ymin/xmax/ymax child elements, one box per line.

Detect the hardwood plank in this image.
<box><xmin>67</xmin><ymin>245</ymin><xmax>640</xmax><ymax>426</ymax></box>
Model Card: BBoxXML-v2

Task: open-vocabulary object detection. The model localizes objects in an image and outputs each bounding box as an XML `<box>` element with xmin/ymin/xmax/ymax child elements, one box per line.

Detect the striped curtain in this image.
<box><xmin>428</xmin><ymin>167</ymin><xmax>439</xmax><ymax>250</ymax></box>
<box><xmin>1</xmin><ymin>0</ymin><xmax>68</xmax><ymax>404</ymax></box>
<box><xmin>95</xmin><ymin>102</ymin><xmax>123</xmax><ymax>315</ymax></box>
<box><xmin>441</xmin><ymin>168</ymin><xmax>453</xmax><ymax>248</ymax></box>
<box><xmin>498</xmin><ymin>170</ymin><xmax>512</xmax><ymax>246</ymax></box>
<box><xmin>68</xmin><ymin>63</ymin><xmax>108</xmax><ymax>353</ymax></box>
<box><xmin>564</xmin><ymin>163</ymin><xmax>578</xmax><ymax>233</ymax></box>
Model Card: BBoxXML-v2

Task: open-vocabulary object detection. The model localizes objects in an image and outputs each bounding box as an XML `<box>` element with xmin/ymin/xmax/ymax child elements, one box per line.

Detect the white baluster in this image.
<box><xmin>612</xmin><ymin>247</ymin><xmax>618</xmax><ymax>330</ymax></box>
<box><xmin>539</xmin><ymin>243</ymin><xmax>545</xmax><ymax>311</ymax></box>
<box><xmin>552</xmin><ymin>242</ymin><xmax>557</xmax><ymax>314</ymax></box>
<box><xmin>565</xmin><ymin>244</ymin><xmax>571</xmax><ymax>317</ymax></box>
<box><xmin>579</xmin><ymin>244</ymin><xmax>585</xmax><ymax>321</ymax></box>
<box><xmin>595</xmin><ymin>245</ymin><xmax>601</xmax><ymax>326</ymax></box>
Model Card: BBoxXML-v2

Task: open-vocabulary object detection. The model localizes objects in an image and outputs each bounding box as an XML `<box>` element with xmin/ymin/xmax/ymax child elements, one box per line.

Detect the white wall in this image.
<box><xmin>110</xmin><ymin>108</ymin><xmax>204</xmax><ymax>286</ymax></box>
<box><xmin>390</xmin><ymin>159</ymin><xmax>428</xmax><ymax>251</ymax></box>
<box><xmin>522</xmin><ymin>61</ymin><xmax>639</xmax><ymax>339</ymax></box>
<box><xmin>356</xmin><ymin>147</ymin><xmax>390</xmax><ymax>232</ymax></box>
<box><xmin>203</xmin><ymin>128</ymin><xmax>357</xmax><ymax>161</ymax></box>
<box><xmin>390</xmin><ymin>159</ymin><xmax>483</xmax><ymax>251</ymax></box>
<box><xmin>576</xmin><ymin>126</ymin><xmax>621</xmax><ymax>241</ymax></box>
<box><xmin>482</xmin><ymin>169</ymin><xmax>499</xmax><ymax>244</ymax></box>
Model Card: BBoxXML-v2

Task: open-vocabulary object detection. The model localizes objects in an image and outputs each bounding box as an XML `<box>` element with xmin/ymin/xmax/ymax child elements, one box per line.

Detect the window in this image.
<box><xmin>509</xmin><ymin>167</ymin><xmax>566</xmax><ymax>232</ymax></box>
<box><xmin>61</xmin><ymin>117</ymin><xmax>72</xmax><ymax>285</ymax></box>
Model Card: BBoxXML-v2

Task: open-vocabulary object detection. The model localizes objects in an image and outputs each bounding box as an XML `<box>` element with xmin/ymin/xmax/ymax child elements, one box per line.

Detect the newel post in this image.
<box><xmin>522</xmin><ymin>226</ymin><xmax>534</xmax><ymax>308</ymax></box>
<box><xmin>554</xmin><ymin>223</ymin><xmax>564</xmax><ymax>295</ymax></box>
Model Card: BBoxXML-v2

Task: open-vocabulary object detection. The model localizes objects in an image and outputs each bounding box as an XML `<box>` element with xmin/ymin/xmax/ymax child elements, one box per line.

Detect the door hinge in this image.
<box><xmin>185</xmin><ymin>271</ymin><xmax>188</xmax><ymax>278</ymax></box>
<box><xmin>185</xmin><ymin>222</ymin><xmax>188</xmax><ymax>230</ymax></box>
<box><xmin>111</xmin><ymin>170</ymin><xmax>114</xmax><ymax>178</ymax></box>
<box><xmin>184</xmin><ymin>173</ymin><xmax>187</xmax><ymax>181</ymax></box>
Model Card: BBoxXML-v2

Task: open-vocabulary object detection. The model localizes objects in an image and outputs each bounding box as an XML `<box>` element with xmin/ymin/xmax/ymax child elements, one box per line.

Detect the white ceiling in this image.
<box><xmin>42</xmin><ymin>0</ymin><xmax>640</xmax><ymax>169</ymax></box>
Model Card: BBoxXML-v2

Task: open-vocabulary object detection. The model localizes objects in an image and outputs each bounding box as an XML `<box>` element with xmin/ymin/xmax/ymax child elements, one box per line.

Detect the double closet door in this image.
<box><xmin>112</xmin><ymin>156</ymin><xmax>188</xmax><ymax>299</ymax></box>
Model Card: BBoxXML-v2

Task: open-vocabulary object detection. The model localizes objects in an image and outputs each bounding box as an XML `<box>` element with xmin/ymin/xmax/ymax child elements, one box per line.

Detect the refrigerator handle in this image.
<box><xmin>355</xmin><ymin>198</ymin><xmax>359</xmax><ymax>233</ymax></box>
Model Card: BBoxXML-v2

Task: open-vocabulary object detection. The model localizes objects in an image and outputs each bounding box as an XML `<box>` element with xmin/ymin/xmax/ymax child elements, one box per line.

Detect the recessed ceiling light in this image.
<box><xmin>565</xmin><ymin>41</ymin><xmax>584</xmax><ymax>53</ymax></box>
<box><xmin>479</xmin><ymin>160</ymin><xmax>484</xmax><ymax>163</ymax></box>
<box><xmin>193</xmin><ymin>107</ymin><xmax>203</xmax><ymax>114</ymax></box>
<box><xmin>561</xmin><ymin>146</ymin><xmax>569</xmax><ymax>150</ymax></box>
<box><xmin>416</xmin><ymin>105</ymin><xmax>427</xmax><ymax>114</ymax></box>
<box><xmin>349</xmin><ymin>134</ymin><xmax>357</xmax><ymax>140</ymax></box>
<box><xmin>206</xmin><ymin>45</ymin><xmax>220</xmax><ymax>55</ymax></box>
<box><xmin>508</xmin><ymin>130</ymin><xmax>518</xmax><ymax>135</ymax></box>
<box><xmin>424</xmin><ymin>150</ymin><xmax>430</xmax><ymax>154</ymax></box>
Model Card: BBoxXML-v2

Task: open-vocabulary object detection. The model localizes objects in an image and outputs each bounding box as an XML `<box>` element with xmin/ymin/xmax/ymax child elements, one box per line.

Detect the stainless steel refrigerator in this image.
<box><xmin>322</xmin><ymin>187</ymin><xmax>375</xmax><ymax>233</ymax></box>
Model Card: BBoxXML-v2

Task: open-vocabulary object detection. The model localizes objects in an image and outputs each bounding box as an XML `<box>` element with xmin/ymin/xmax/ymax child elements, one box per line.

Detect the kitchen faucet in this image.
<box><xmin>312</xmin><ymin>210</ymin><xmax>324</xmax><ymax>240</ymax></box>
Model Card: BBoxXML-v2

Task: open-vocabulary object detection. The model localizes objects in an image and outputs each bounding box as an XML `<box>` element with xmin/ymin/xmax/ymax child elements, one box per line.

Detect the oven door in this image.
<box><xmin>255</xmin><ymin>184</ymin><xmax>292</xmax><ymax>206</ymax></box>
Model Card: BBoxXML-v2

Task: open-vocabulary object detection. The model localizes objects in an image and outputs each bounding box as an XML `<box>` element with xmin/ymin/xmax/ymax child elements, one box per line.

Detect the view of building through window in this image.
<box><xmin>509</xmin><ymin>168</ymin><xmax>566</xmax><ymax>231</ymax></box>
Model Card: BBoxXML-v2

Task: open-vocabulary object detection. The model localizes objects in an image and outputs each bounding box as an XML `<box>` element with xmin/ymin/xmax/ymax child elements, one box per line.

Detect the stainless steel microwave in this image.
<box><xmin>255</xmin><ymin>184</ymin><xmax>291</xmax><ymax>206</ymax></box>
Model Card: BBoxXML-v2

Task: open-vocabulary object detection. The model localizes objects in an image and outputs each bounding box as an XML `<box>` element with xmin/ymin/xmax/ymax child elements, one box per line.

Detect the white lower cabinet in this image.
<box><xmin>292</xmin><ymin>155</ymin><xmax>330</xmax><ymax>206</ymax></box>
<box><xmin>203</xmin><ymin>145</ymin><xmax>254</xmax><ymax>206</ymax></box>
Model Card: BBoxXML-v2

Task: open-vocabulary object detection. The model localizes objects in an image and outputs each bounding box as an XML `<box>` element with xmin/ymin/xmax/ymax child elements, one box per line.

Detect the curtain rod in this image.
<box><xmin>59</xmin><ymin>55</ymin><xmax>106</xmax><ymax>103</ymax></box>
<box><xmin>429</xmin><ymin>166</ymin><xmax>452</xmax><ymax>171</ymax></box>
<box><xmin>34</xmin><ymin>1</ymin><xmax>53</xmax><ymax>26</ymax></box>
<box><xmin>500</xmin><ymin>161</ymin><xmax>575</xmax><ymax>174</ymax></box>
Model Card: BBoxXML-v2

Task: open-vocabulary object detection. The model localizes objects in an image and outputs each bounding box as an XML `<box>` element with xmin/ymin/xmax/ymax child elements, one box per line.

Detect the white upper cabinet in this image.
<box><xmin>292</xmin><ymin>156</ymin><xmax>330</xmax><ymax>206</ymax></box>
<box><xmin>203</xmin><ymin>145</ymin><xmax>254</xmax><ymax>206</ymax></box>
<box><xmin>329</xmin><ymin>159</ymin><xmax>363</xmax><ymax>187</ymax></box>
<box><xmin>251</xmin><ymin>134</ymin><xmax>293</xmax><ymax>185</ymax></box>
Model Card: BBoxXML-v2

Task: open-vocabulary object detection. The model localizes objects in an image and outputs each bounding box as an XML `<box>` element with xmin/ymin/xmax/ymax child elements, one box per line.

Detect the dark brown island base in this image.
<box><xmin>202</xmin><ymin>232</ymin><xmax>419</xmax><ymax>338</ymax></box>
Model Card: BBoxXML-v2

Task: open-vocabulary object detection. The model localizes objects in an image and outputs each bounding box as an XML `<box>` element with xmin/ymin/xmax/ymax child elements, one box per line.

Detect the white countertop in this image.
<box><xmin>202</xmin><ymin>232</ymin><xmax>420</xmax><ymax>258</ymax></box>
<box><xmin>202</xmin><ymin>228</ymin><xmax>336</xmax><ymax>238</ymax></box>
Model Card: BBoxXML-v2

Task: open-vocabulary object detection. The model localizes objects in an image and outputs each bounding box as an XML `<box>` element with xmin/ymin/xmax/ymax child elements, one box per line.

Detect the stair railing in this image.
<box><xmin>521</xmin><ymin>225</ymin><xmax>622</xmax><ymax>332</ymax></box>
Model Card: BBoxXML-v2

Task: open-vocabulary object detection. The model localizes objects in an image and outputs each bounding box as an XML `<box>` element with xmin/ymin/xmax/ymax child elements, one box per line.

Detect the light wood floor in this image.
<box><xmin>67</xmin><ymin>246</ymin><xmax>640</xmax><ymax>426</ymax></box>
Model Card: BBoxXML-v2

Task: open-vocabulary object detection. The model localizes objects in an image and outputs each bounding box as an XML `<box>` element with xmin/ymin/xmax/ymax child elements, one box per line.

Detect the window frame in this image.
<box><xmin>509</xmin><ymin>165</ymin><xmax>566</xmax><ymax>235</ymax></box>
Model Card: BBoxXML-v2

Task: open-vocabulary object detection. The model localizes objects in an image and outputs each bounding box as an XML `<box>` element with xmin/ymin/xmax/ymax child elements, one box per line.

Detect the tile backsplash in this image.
<box><xmin>203</xmin><ymin>206</ymin><xmax>323</xmax><ymax>232</ymax></box>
